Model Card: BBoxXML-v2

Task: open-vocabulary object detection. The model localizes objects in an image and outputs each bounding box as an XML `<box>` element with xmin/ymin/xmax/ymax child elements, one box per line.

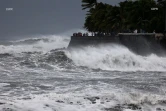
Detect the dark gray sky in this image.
<box><xmin>0</xmin><ymin>0</ymin><xmax>124</xmax><ymax>40</ymax></box>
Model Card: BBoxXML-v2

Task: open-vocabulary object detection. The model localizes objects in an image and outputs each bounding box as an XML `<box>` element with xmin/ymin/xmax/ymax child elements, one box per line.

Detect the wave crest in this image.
<box><xmin>0</xmin><ymin>35</ymin><xmax>69</xmax><ymax>54</ymax></box>
<box><xmin>66</xmin><ymin>45</ymin><xmax>166</xmax><ymax>71</ymax></box>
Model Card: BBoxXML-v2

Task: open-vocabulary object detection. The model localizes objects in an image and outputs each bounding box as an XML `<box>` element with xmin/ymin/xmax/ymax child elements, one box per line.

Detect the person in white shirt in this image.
<box><xmin>134</xmin><ymin>29</ymin><xmax>137</xmax><ymax>33</ymax></box>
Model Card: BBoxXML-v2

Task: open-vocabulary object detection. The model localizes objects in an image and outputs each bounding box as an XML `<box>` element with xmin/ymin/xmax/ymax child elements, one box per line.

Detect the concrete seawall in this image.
<box><xmin>118</xmin><ymin>33</ymin><xmax>164</xmax><ymax>55</ymax></box>
<box><xmin>68</xmin><ymin>33</ymin><xmax>166</xmax><ymax>56</ymax></box>
<box><xmin>68</xmin><ymin>36</ymin><xmax>119</xmax><ymax>47</ymax></box>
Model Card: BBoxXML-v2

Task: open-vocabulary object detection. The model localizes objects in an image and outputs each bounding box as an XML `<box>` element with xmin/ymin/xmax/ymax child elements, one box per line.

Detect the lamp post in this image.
<box><xmin>157</xmin><ymin>0</ymin><xmax>166</xmax><ymax>36</ymax></box>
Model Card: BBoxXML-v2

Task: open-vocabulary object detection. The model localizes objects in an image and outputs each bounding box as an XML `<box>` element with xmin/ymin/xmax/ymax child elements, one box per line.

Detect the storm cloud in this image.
<box><xmin>0</xmin><ymin>0</ymin><xmax>124</xmax><ymax>40</ymax></box>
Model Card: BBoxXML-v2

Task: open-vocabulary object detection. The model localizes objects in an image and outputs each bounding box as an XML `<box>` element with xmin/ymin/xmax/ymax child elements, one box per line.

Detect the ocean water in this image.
<box><xmin>0</xmin><ymin>31</ymin><xmax>166</xmax><ymax>111</ymax></box>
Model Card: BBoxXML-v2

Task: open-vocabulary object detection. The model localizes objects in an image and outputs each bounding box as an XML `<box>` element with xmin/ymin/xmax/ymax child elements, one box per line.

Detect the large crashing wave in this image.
<box><xmin>0</xmin><ymin>29</ymin><xmax>88</xmax><ymax>54</ymax></box>
<box><xmin>0</xmin><ymin>29</ymin><xmax>166</xmax><ymax>72</ymax></box>
<box><xmin>1</xmin><ymin>30</ymin><xmax>166</xmax><ymax>111</ymax></box>
<box><xmin>66</xmin><ymin>44</ymin><xmax>166</xmax><ymax>71</ymax></box>
<box><xmin>0</xmin><ymin>35</ymin><xmax>69</xmax><ymax>54</ymax></box>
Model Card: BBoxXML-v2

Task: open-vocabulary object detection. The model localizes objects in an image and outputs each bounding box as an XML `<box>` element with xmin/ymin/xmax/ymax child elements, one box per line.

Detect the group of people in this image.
<box><xmin>73</xmin><ymin>32</ymin><xmax>89</xmax><ymax>37</ymax></box>
<box><xmin>72</xmin><ymin>32</ymin><xmax>116</xmax><ymax>37</ymax></box>
<box><xmin>72</xmin><ymin>30</ymin><xmax>156</xmax><ymax>37</ymax></box>
<box><xmin>93</xmin><ymin>32</ymin><xmax>115</xmax><ymax>36</ymax></box>
<box><xmin>124</xmin><ymin>29</ymin><xmax>156</xmax><ymax>33</ymax></box>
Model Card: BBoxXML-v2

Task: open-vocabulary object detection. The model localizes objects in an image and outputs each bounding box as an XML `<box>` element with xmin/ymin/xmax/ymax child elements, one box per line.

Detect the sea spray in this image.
<box><xmin>66</xmin><ymin>44</ymin><xmax>166</xmax><ymax>71</ymax></box>
<box><xmin>1</xmin><ymin>91</ymin><xmax>166</xmax><ymax>111</ymax></box>
<box><xmin>0</xmin><ymin>29</ymin><xmax>91</xmax><ymax>54</ymax></box>
<box><xmin>1</xmin><ymin>33</ymin><xmax>166</xmax><ymax>72</ymax></box>
<box><xmin>0</xmin><ymin>31</ymin><xmax>166</xmax><ymax>111</ymax></box>
<box><xmin>0</xmin><ymin>34</ymin><xmax>69</xmax><ymax>54</ymax></box>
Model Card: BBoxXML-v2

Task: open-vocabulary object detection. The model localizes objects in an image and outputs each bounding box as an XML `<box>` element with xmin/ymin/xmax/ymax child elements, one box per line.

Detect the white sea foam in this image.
<box><xmin>0</xmin><ymin>29</ymin><xmax>89</xmax><ymax>54</ymax></box>
<box><xmin>66</xmin><ymin>44</ymin><xmax>166</xmax><ymax>71</ymax></box>
<box><xmin>1</xmin><ymin>30</ymin><xmax>166</xmax><ymax>111</ymax></box>
<box><xmin>0</xmin><ymin>83</ymin><xmax>10</xmax><ymax>87</ymax></box>
<box><xmin>1</xmin><ymin>32</ymin><xmax>166</xmax><ymax>72</ymax></box>
<box><xmin>0</xmin><ymin>90</ymin><xmax>166</xmax><ymax>111</ymax></box>
<box><xmin>0</xmin><ymin>34</ymin><xmax>69</xmax><ymax>54</ymax></box>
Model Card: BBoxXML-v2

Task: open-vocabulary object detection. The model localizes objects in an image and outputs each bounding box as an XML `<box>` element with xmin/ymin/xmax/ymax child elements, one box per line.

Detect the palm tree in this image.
<box><xmin>82</xmin><ymin>0</ymin><xmax>164</xmax><ymax>33</ymax></box>
<box><xmin>82</xmin><ymin>0</ymin><xmax>98</xmax><ymax>10</ymax></box>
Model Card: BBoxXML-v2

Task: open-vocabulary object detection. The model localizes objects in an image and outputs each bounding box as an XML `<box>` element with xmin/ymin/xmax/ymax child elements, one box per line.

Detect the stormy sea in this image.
<box><xmin>0</xmin><ymin>30</ymin><xmax>166</xmax><ymax>111</ymax></box>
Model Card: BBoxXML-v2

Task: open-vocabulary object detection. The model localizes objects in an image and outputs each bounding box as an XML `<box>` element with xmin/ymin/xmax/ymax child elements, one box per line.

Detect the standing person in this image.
<box><xmin>86</xmin><ymin>33</ymin><xmax>88</xmax><ymax>36</ymax></box>
<box><xmin>153</xmin><ymin>30</ymin><xmax>155</xmax><ymax>33</ymax></box>
<box><xmin>134</xmin><ymin>29</ymin><xmax>138</xmax><ymax>33</ymax></box>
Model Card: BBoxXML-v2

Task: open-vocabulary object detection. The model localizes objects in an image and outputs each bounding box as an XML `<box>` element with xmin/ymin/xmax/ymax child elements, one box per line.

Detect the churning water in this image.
<box><xmin>0</xmin><ymin>30</ymin><xmax>166</xmax><ymax>111</ymax></box>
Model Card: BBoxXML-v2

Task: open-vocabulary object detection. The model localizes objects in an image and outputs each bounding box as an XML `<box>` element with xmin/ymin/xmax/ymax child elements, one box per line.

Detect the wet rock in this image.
<box><xmin>156</xmin><ymin>108</ymin><xmax>166</xmax><ymax>111</ymax></box>
<box><xmin>0</xmin><ymin>102</ymin><xmax>5</xmax><ymax>105</ymax></box>
<box><xmin>158</xmin><ymin>100</ymin><xmax>166</xmax><ymax>104</ymax></box>
<box><xmin>156</xmin><ymin>108</ymin><xmax>162</xmax><ymax>111</ymax></box>
<box><xmin>100</xmin><ymin>102</ymin><xmax>104</xmax><ymax>104</ymax></box>
<box><xmin>2</xmin><ymin>108</ymin><xmax>14</xmax><ymax>111</ymax></box>
<box><xmin>127</xmin><ymin>104</ymin><xmax>141</xmax><ymax>110</ymax></box>
<box><xmin>22</xmin><ymin>97</ymin><xmax>31</xmax><ymax>100</ymax></box>
<box><xmin>105</xmin><ymin>104</ymin><xmax>141</xmax><ymax>111</ymax></box>
<box><xmin>85</xmin><ymin>96</ymin><xmax>100</xmax><ymax>103</ymax></box>
<box><xmin>56</xmin><ymin>100</ymin><xmax>64</xmax><ymax>103</ymax></box>
<box><xmin>45</xmin><ymin>104</ymin><xmax>49</xmax><ymax>107</ymax></box>
<box><xmin>92</xmin><ymin>101</ymin><xmax>96</xmax><ymax>104</ymax></box>
<box><xmin>105</xmin><ymin>105</ymin><xmax>122</xmax><ymax>111</ymax></box>
<box><xmin>77</xmin><ymin>101</ymin><xmax>82</xmax><ymax>105</ymax></box>
<box><xmin>95</xmin><ymin>97</ymin><xmax>100</xmax><ymax>99</ymax></box>
<box><xmin>0</xmin><ymin>53</ymin><xmax>12</xmax><ymax>58</ymax></box>
<box><xmin>105</xmin><ymin>108</ymin><xmax>122</xmax><ymax>111</ymax></box>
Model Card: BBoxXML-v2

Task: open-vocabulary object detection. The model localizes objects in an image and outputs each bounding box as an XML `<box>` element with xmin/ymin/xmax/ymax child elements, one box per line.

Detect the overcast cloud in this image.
<box><xmin>0</xmin><ymin>0</ymin><xmax>124</xmax><ymax>40</ymax></box>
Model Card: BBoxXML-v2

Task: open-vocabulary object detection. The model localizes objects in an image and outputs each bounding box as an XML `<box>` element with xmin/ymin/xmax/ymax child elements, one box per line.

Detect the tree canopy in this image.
<box><xmin>82</xmin><ymin>0</ymin><xmax>165</xmax><ymax>33</ymax></box>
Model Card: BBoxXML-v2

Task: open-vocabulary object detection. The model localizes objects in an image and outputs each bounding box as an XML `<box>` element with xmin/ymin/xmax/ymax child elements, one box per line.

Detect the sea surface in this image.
<box><xmin>0</xmin><ymin>32</ymin><xmax>166</xmax><ymax>111</ymax></box>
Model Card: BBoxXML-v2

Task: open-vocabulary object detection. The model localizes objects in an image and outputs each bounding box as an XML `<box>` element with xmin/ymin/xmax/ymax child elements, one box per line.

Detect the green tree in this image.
<box><xmin>82</xmin><ymin>0</ymin><xmax>165</xmax><ymax>33</ymax></box>
<box><xmin>82</xmin><ymin>0</ymin><xmax>98</xmax><ymax>10</ymax></box>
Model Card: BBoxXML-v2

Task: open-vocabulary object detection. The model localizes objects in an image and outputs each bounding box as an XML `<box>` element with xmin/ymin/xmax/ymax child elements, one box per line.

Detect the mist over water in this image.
<box><xmin>0</xmin><ymin>29</ymin><xmax>166</xmax><ymax>111</ymax></box>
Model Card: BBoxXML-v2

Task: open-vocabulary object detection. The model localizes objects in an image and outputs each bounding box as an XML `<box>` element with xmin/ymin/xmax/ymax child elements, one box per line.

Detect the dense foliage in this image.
<box><xmin>82</xmin><ymin>0</ymin><xmax>165</xmax><ymax>33</ymax></box>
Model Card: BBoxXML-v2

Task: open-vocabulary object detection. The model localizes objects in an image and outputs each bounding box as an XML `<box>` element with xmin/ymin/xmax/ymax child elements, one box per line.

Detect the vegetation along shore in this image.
<box><xmin>81</xmin><ymin>0</ymin><xmax>165</xmax><ymax>34</ymax></box>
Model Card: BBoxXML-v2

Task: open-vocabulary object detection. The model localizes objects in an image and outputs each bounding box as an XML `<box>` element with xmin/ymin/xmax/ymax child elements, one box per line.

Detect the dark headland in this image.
<box><xmin>68</xmin><ymin>0</ymin><xmax>166</xmax><ymax>56</ymax></box>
